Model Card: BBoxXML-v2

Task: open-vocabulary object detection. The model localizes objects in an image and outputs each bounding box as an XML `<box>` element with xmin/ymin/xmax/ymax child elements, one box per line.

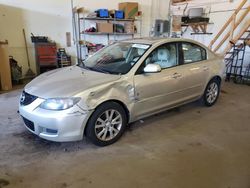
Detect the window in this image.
<box><xmin>144</xmin><ymin>43</ymin><xmax>177</xmax><ymax>69</ymax></box>
<box><xmin>80</xmin><ymin>42</ymin><xmax>150</xmax><ymax>74</ymax></box>
<box><xmin>182</xmin><ymin>43</ymin><xmax>206</xmax><ymax>64</ymax></box>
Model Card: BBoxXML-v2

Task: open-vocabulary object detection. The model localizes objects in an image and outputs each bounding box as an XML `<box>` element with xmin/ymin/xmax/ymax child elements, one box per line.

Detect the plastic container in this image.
<box><xmin>115</xmin><ymin>10</ymin><xmax>124</xmax><ymax>19</ymax></box>
<box><xmin>96</xmin><ymin>9</ymin><xmax>109</xmax><ymax>18</ymax></box>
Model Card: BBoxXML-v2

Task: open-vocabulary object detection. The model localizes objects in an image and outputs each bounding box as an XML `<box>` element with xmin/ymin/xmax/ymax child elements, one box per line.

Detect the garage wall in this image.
<box><xmin>0</xmin><ymin>0</ymin><xmax>170</xmax><ymax>75</ymax></box>
<box><xmin>0</xmin><ymin>0</ymin><xmax>73</xmax><ymax>74</ymax></box>
<box><xmin>172</xmin><ymin>0</ymin><xmax>250</xmax><ymax>68</ymax></box>
<box><xmin>172</xmin><ymin>0</ymin><xmax>250</xmax><ymax>47</ymax></box>
<box><xmin>0</xmin><ymin>0</ymin><xmax>249</xmax><ymax>76</ymax></box>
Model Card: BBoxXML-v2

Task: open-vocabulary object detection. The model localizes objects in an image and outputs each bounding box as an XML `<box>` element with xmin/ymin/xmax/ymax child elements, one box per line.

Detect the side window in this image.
<box><xmin>182</xmin><ymin>43</ymin><xmax>207</xmax><ymax>64</ymax></box>
<box><xmin>145</xmin><ymin>43</ymin><xmax>178</xmax><ymax>69</ymax></box>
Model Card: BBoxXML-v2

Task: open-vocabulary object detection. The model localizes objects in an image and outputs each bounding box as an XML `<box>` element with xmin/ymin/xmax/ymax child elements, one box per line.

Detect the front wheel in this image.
<box><xmin>85</xmin><ymin>102</ymin><xmax>127</xmax><ymax>146</ymax></box>
<box><xmin>203</xmin><ymin>79</ymin><xmax>220</xmax><ymax>107</ymax></box>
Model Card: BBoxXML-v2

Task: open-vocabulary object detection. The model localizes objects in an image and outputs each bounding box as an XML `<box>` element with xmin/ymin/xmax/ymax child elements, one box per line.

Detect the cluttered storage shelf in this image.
<box><xmin>73</xmin><ymin>3</ymin><xmax>142</xmax><ymax>63</ymax></box>
<box><xmin>80</xmin><ymin>17</ymin><xmax>138</xmax><ymax>21</ymax></box>
<box><xmin>82</xmin><ymin>32</ymin><xmax>136</xmax><ymax>35</ymax></box>
<box><xmin>31</xmin><ymin>35</ymin><xmax>72</xmax><ymax>75</ymax></box>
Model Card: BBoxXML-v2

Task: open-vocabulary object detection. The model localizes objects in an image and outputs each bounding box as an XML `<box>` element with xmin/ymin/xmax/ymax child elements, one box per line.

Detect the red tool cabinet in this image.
<box><xmin>34</xmin><ymin>43</ymin><xmax>58</xmax><ymax>74</ymax></box>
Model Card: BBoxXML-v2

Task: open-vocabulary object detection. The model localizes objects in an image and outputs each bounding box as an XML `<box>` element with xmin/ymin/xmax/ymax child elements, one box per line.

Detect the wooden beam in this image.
<box><xmin>172</xmin><ymin>0</ymin><xmax>191</xmax><ymax>5</ymax></box>
<box><xmin>0</xmin><ymin>40</ymin><xmax>8</xmax><ymax>45</ymax></box>
<box><xmin>223</xmin><ymin>19</ymin><xmax>250</xmax><ymax>54</ymax></box>
<box><xmin>209</xmin><ymin>0</ymin><xmax>247</xmax><ymax>49</ymax></box>
<box><xmin>230</xmin><ymin>13</ymin><xmax>236</xmax><ymax>41</ymax></box>
<box><xmin>212</xmin><ymin>5</ymin><xmax>250</xmax><ymax>52</ymax></box>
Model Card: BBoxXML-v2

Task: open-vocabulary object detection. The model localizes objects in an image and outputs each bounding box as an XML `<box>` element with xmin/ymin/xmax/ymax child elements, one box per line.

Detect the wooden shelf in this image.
<box><xmin>181</xmin><ymin>22</ymin><xmax>214</xmax><ymax>26</ymax></box>
<box><xmin>0</xmin><ymin>40</ymin><xmax>8</xmax><ymax>45</ymax></box>
<box><xmin>82</xmin><ymin>32</ymin><xmax>135</xmax><ymax>35</ymax></box>
<box><xmin>79</xmin><ymin>17</ymin><xmax>139</xmax><ymax>22</ymax></box>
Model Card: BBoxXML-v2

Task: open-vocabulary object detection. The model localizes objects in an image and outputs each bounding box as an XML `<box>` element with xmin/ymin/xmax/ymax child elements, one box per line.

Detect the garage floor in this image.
<box><xmin>0</xmin><ymin>82</ymin><xmax>250</xmax><ymax>188</ymax></box>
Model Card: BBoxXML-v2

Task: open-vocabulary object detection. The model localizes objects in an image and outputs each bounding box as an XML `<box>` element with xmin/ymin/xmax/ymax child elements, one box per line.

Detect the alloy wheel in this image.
<box><xmin>94</xmin><ymin>109</ymin><xmax>123</xmax><ymax>141</ymax></box>
<box><xmin>206</xmin><ymin>82</ymin><xmax>219</xmax><ymax>104</ymax></box>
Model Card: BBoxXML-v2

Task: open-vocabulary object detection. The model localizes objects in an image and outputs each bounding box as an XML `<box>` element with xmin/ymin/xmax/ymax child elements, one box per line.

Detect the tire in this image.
<box><xmin>203</xmin><ymin>78</ymin><xmax>221</xmax><ymax>107</ymax></box>
<box><xmin>85</xmin><ymin>102</ymin><xmax>127</xmax><ymax>146</ymax></box>
<box><xmin>234</xmin><ymin>76</ymin><xmax>243</xmax><ymax>84</ymax></box>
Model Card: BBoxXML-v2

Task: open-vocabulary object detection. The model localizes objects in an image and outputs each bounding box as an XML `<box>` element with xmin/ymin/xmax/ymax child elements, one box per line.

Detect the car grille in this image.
<box><xmin>22</xmin><ymin>117</ymin><xmax>35</xmax><ymax>131</ymax></box>
<box><xmin>20</xmin><ymin>91</ymin><xmax>38</xmax><ymax>106</ymax></box>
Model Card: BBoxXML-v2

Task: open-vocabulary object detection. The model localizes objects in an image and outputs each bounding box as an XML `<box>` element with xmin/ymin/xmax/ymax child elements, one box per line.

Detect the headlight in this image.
<box><xmin>40</xmin><ymin>97</ymin><xmax>81</xmax><ymax>111</ymax></box>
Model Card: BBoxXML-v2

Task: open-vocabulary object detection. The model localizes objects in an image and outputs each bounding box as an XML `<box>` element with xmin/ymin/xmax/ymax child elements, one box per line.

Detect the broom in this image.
<box><xmin>23</xmin><ymin>29</ymin><xmax>35</xmax><ymax>78</ymax></box>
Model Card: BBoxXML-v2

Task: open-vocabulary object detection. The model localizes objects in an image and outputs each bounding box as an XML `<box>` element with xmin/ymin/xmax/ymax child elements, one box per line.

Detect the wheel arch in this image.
<box><xmin>83</xmin><ymin>99</ymin><xmax>130</xmax><ymax>136</ymax></box>
<box><xmin>202</xmin><ymin>75</ymin><xmax>221</xmax><ymax>107</ymax></box>
<box><xmin>201</xmin><ymin>75</ymin><xmax>222</xmax><ymax>97</ymax></box>
<box><xmin>208</xmin><ymin>75</ymin><xmax>222</xmax><ymax>85</ymax></box>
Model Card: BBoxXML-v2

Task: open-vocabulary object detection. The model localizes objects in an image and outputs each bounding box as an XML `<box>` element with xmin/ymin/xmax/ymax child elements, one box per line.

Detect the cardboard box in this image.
<box><xmin>77</xmin><ymin>7</ymin><xmax>85</xmax><ymax>13</ymax></box>
<box><xmin>119</xmin><ymin>2</ymin><xmax>138</xmax><ymax>19</ymax></box>
<box><xmin>97</xmin><ymin>23</ymin><xmax>113</xmax><ymax>33</ymax></box>
<box><xmin>0</xmin><ymin>41</ymin><xmax>12</xmax><ymax>91</ymax></box>
<box><xmin>172</xmin><ymin>15</ymin><xmax>182</xmax><ymax>32</ymax></box>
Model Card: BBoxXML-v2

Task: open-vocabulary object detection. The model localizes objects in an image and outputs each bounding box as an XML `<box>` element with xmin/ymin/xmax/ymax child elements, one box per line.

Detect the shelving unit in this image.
<box><xmin>82</xmin><ymin>32</ymin><xmax>135</xmax><ymax>35</ymax></box>
<box><xmin>73</xmin><ymin>10</ymin><xmax>142</xmax><ymax>64</ymax></box>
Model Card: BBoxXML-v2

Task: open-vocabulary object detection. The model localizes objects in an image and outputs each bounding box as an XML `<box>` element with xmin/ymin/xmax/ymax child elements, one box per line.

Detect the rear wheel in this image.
<box><xmin>203</xmin><ymin>78</ymin><xmax>220</xmax><ymax>107</ymax></box>
<box><xmin>86</xmin><ymin>102</ymin><xmax>127</xmax><ymax>146</ymax></box>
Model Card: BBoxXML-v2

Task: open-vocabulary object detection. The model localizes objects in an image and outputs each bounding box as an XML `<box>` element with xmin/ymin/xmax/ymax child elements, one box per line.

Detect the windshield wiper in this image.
<box><xmin>78</xmin><ymin>61</ymin><xmax>113</xmax><ymax>74</ymax></box>
<box><xmin>77</xmin><ymin>60</ymin><xmax>86</xmax><ymax>67</ymax></box>
<box><xmin>78</xmin><ymin>61</ymin><xmax>94</xmax><ymax>72</ymax></box>
<box><xmin>87</xmin><ymin>66</ymin><xmax>111</xmax><ymax>74</ymax></box>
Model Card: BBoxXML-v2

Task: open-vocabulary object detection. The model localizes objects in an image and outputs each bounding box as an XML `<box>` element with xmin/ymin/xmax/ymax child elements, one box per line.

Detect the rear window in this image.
<box><xmin>182</xmin><ymin>43</ymin><xmax>207</xmax><ymax>64</ymax></box>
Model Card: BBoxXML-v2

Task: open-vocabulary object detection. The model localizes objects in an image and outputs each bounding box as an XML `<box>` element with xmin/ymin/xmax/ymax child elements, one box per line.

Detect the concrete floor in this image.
<box><xmin>0</xmin><ymin>82</ymin><xmax>250</xmax><ymax>188</ymax></box>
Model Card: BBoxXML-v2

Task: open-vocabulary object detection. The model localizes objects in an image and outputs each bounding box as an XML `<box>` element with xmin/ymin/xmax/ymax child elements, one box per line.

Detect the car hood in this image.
<box><xmin>24</xmin><ymin>66</ymin><xmax>121</xmax><ymax>98</ymax></box>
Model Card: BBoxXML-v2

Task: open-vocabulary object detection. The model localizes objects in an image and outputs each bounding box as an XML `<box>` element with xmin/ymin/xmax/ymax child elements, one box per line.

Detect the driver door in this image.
<box><xmin>133</xmin><ymin>43</ymin><xmax>183</xmax><ymax>118</ymax></box>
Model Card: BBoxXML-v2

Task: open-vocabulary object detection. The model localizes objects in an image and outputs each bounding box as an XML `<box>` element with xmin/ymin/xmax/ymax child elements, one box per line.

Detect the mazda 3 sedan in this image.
<box><xmin>19</xmin><ymin>38</ymin><xmax>224</xmax><ymax>146</ymax></box>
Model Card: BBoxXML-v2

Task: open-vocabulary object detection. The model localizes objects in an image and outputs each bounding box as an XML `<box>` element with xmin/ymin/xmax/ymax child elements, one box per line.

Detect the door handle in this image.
<box><xmin>203</xmin><ymin>66</ymin><xmax>209</xmax><ymax>71</ymax></box>
<box><xmin>172</xmin><ymin>73</ymin><xmax>182</xmax><ymax>79</ymax></box>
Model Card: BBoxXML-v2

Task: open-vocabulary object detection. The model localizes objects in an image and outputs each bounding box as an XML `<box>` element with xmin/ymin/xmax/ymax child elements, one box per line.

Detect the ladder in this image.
<box><xmin>225</xmin><ymin>30</ymin><xmax>250</xmax><ymax>82</ymax></box>
<box><xmin>208</xmin><ymin>0</ymin><xmax>250</xmax><ymax>82</ymax></box>
<box><xmin>209</xmin><ymin>0</ymin><xmax>250</xmax><ymax>54</ymax></box>
<box><xmin>225</xmin><ymin>41</ymin><xmax>247</xmax><ymax>82</ymax></box>
<box><xmin>243</xmin><ymin>63</ymin><xmax>250</xmax><ymax>85</ymax></box>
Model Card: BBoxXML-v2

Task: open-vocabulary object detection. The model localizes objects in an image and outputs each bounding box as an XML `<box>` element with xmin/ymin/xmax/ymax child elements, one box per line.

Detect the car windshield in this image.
<box><xmin>80</xmin><ymin>42</ymin><xmax>150</xmax><ymax>74</ymax></box>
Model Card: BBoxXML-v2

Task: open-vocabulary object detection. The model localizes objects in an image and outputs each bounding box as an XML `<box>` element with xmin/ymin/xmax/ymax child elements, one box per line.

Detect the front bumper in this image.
<box><xmin>19</xmin><ymin>97</ymin><xmax>93</xmax><ymax>142</ymax></box>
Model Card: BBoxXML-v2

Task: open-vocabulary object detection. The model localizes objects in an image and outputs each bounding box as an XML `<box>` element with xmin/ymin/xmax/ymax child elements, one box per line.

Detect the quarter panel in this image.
<box><xmin>77</xmin><ymin>77</ymin><xmax>136</xmax><ymax>122</ymax></box>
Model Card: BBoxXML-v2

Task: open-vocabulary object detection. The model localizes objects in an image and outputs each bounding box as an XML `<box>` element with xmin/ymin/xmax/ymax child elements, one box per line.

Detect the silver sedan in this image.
<box><xmin>19</xmin><ymin>38</ymin><xmax>224</xmax><ymax>146</ymax></box>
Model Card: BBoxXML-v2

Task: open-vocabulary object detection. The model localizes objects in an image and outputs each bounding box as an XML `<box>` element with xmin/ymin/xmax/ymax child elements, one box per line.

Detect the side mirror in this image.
<box><xmin>143</xmin><ymin>64</ymin><xmax>161</xmax><ymax>73</ymax></box>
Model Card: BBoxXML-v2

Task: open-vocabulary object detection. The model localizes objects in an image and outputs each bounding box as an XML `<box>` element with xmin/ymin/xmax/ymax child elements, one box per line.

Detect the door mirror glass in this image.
<box><xmin>143</xmin><ymin>64</ymin><xmax>161</xmax><ymax>73</ymax></box>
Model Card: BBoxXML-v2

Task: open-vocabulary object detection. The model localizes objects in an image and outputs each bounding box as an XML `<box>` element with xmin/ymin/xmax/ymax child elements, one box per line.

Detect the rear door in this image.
<box><xmin>178</xmin><ymin>42</ymin><xmax>210</xmax><ymax>98</ymax></box>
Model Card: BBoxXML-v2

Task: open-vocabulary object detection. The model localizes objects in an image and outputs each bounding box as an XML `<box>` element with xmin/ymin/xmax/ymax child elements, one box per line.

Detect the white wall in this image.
<box><xmin>0</xmin><ymin>0</ymin><xmax>73</xmax><ymax>74</ymax></box>
<box><xmin>0</xmin><ymin>0</ymin><xmax>170</xmax><ymax>75</ymax></box>
<box><xmin>0</xmin><ymin>0</ymin><xmax>249</xmax><ymax>76</ymax></box>
<box><xmin>171</xmin><ymin>0</ymin><xmax>250</xmax><ymax>52</ymax></box>
<box><xmin>171</xmin><ymin>0</ymin><xmax>250</xmax><ymax>70</ymax></box>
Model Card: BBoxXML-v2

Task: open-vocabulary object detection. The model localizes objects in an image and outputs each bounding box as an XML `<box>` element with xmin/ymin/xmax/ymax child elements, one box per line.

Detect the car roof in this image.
<box><xmin>122</xmin><ymin>37</ymin><xmax>166</xmax><ymax>45</ymax></box>
<box><xmin>122</xmin><ymin>37</ymin><xmax>208</xmax><ymax>49</ymax></box>
<box><xmin>121</xmin><ymin>37</ymin><xmax>216</xmax><ymax>59</ymax></box>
